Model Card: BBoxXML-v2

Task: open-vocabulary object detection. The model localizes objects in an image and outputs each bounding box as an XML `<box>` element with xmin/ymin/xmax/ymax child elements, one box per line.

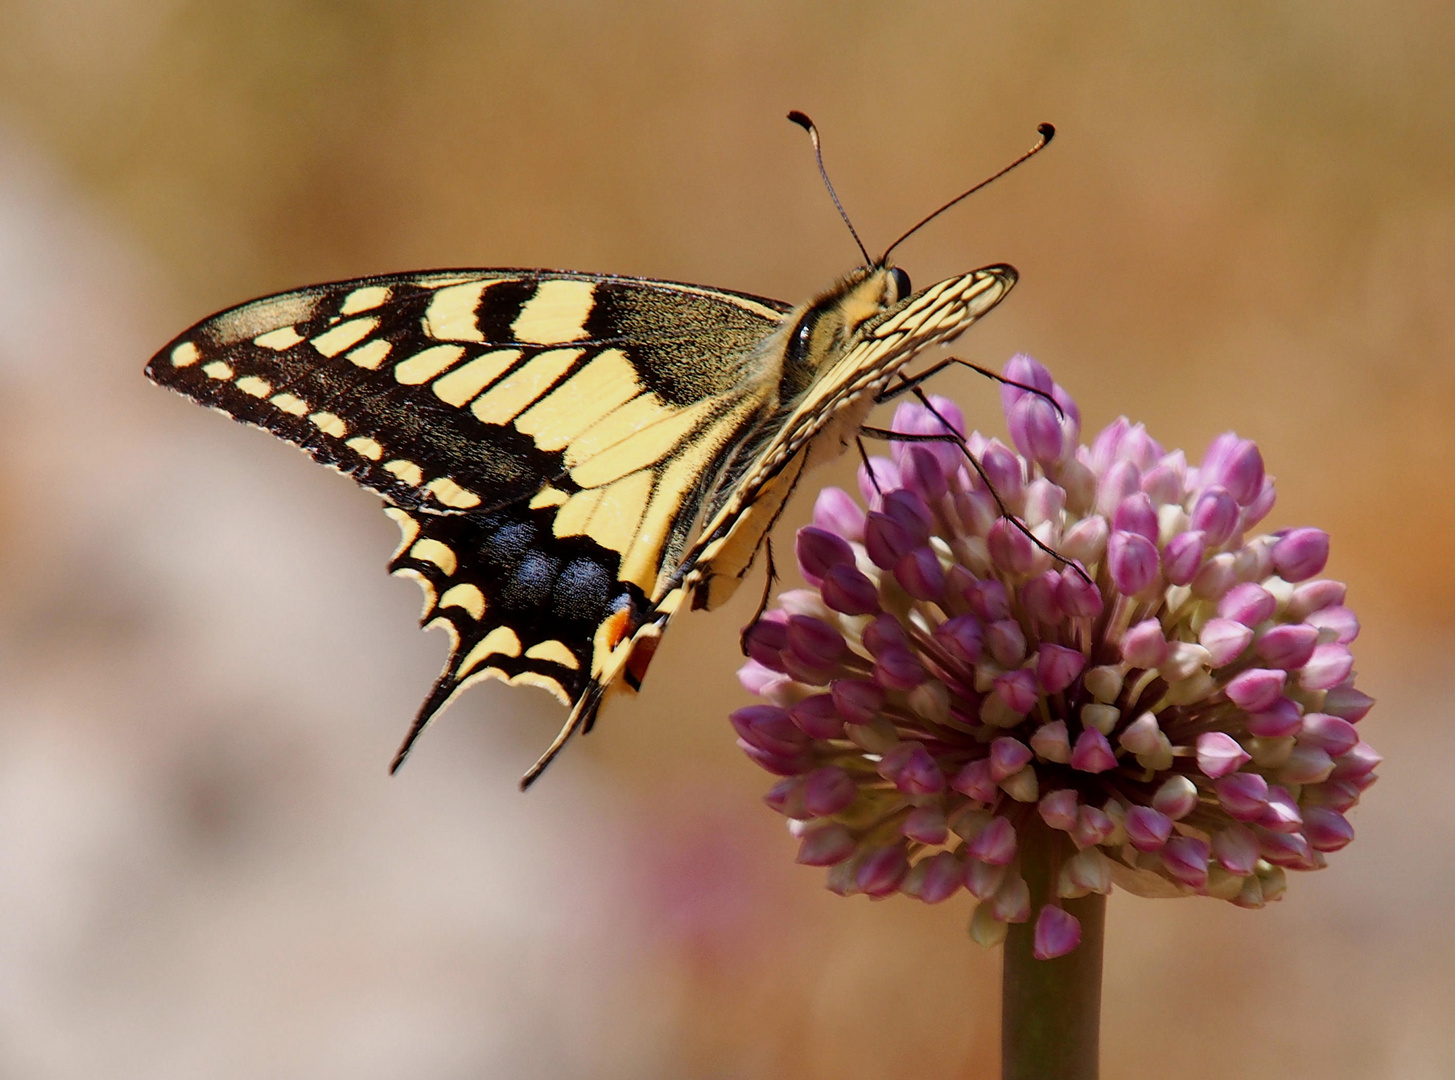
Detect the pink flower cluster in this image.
<box><xmin>734</xmin><ymin>356</ymin><xmax>1377</xmax><ymax>959</ymax></box>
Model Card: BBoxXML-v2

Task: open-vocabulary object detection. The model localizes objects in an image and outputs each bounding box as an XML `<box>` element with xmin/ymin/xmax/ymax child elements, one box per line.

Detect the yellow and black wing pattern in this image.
<box><xmin>146</xmin><ymin>262</ymin><xmax>1015</xmax><ymax>783</ymax></box>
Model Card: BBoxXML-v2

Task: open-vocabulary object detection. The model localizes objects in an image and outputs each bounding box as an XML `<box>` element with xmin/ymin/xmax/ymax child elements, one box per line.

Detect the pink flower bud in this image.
<box><xmin>1287</xmin><ymin>579</ymin><xmax>1346</xmax><ymax>620</ymax></box>
<box><xmin>1020</xmin><ymin>571</ymin><xmax>1063</xmax><ymax>623</ymax></box>
<box><xmin>1255</xmin><ymin>623</ymin><xmax>1319</xmax><ymax>669</ymax></box>
<box><xmin>1322</xmin><ymin>682</ymin><xmax>1374</xmax><ymax>722</ymax></box>
<box><xmin>1009</xmin><ymin>395</ymin><xmax>1066</xmax><ymax>463</ymax></box>
<box><xmin>1212</xmin><ymin>824</ymin><xmax>1260</xmax><ymax>875</ymax></box>
<box><xmin>981</xmin><ymin>442</ymin><xmax>1025</xmax><ymax>504</ymax></box>
<box><xmin>1141</xmin><ymin>460</ymin><xmax>1186</xmax><ymax>505</ymax></box>
<box><xmin>1118</xmin><ymin>713</ymin><xmax>1164</xmax><ymax>755</ymax></box>
<box><xmin>899</xmin><ymin>445</ymin><xmax>948</xmax><ymax>502</ymax></box>
<box><xmin>820</xmin><ymin>564</ymin><xmax>880</xmax><ymax>615</ymax></box>
<box><xmin>1246</xmin><ymin>696</ymin><xmax>1302</xmax><ymax>738</ymax></box>
<box><xmin>874</xmin><ymin>647</ymin><xmax>926</xmax><ymax>690</ymax></box>
<box><xmin>1305</xmin><ymin>605</ymin><xmax>1360</xmax><ymax>644</ymax></box>
<box><xmin>1057</xmin><ymin>566</ymin><xmax>1105</xmax><ymax>617</ymax></box>
<box><xmin>1330</xmin><ymin>741</ymin><xmax>1381</xmax><ymax>781</ymax></box>
<box><xmin>856</xmin><ymin>456</ymin><xmax>900</xmax><ymax>511</ymax></box>
<box><xmin>935</xmin><ymin>616</ymin><xmax>984</xmax><ymax>664</ymax></box>
<box><xmin>864</xmin><ymin>510</ymin><xmax>916</xmax><ymax>570</ymax></box>
<box><xmin>902</xmin><ymin>805</ymin><xmax>949</xmax><ymax>845</ymax></box>
<box><xmin>1256</xmin><ymin>828</ymin><xmax>1314</xmax><ymax>868</ymax></box>
<box><xmin>1062</xmin><ymin>515</ymin><xmax>1109</xmax><ymax>565</ymax></box>
<box><xmin>1218</xmin><ymin>582</ymin><xmax>1277</xmax><ymax>626</ymax></box>
<box><xmin>987</xmin><ymin>518</ymin><xmax>1036</xmax><ymax>575</ymax></box>
<box><xmin>1196</xmin><ymin>731</ymin><xmax>1251</xmax><ymax>778</ymax></box>
<box><xmin>916</xmin><ymin>851</ymin><xmax>964</xmax><ymax>903</ymax></box>
<box><xmin>1240</xmin><ymin>476</ymin><xmax>1277</xmax><ymax>529</ymax></box>
<box><xmin>812</xmin><ymin>486</ymin><xmax>866</xmax><ymax>542</ymax></box>
<box><xmin>786</xmin><ymin>615</ymin><xmax>848</xmax><ymax>671</ymax></box>
<box><xmin>1152</xmin><ymin>774</ymin><xmax>1199</xmax><ymax>819</ymax></box>
<box><xmin>856</xmin><ymin>844</ymin><xmax>910</xmax><ymax>896</ymax></box>
<box><xmin>796</xmin><ymin>824</ymin><xmax>856</xmax><ymax>866</ymax></box>
<box><xmin>1272</xmin><ymin>527</ymin><xmax>1330</xmax><ymax>582</ymax></box>
<box><xmin>1114</xmin><ymin>492</ymin><xmax>1159</xmax><ymax>542</ymax></box>
<box><xmin>1073</xmin><ymin>805</ymin><xmax>1115</xmax><ymax>848</ymax></box>
<box><xmin>1037</xmin><ymin>644</ymin><xmax>1085</xmax><ymax>694</ymax></box>
<box><xmin>1299</xmin><ymin>713</ymin><xmax>1359</xmax><ymax>757</ymax></box>
<box><xmin>987</xmin><ymin>619</ymin><xmax>1028</xmax><ymax>666</ymax></box>
<box><xmin>730</xmin><ymin>705</ymin><xmax>808</xmax><ymax>757</ymax></box>
<box><xmin>1260</xmin><ymin>785</ymin><xmax>1303</xmax><ymax>833</ymax></box>
<box><xmin>1191</xmin><ymin>486</ymin><xmax>1240</xmax><ymax>547</ymax></box>
<box><xmin>880</xmin><ymin>743</ymin><xmax>944</xmax><ymax>795</ymax></box>
<box><xmin>990</xmin><ymin>737</ymin><xmax>1034</xmax><ymax>781</ymax></box>
<box><xmin>1190</xmin><ymin>552</ymin><xmax>1237</xmax><ymax>600</ymax></box>
<box><xmin>1300</xmin><ymin>643</ymin><xmax>1354</xmax><ymax>690</ymax></box>
<box><xmin>1225</xmin><ymin>667</ymin><xmax>1286</xmax><ymax>712</ymax></box>
<box><xmin>1024</xmin><ymin>478</ymin><xmax>1067</xmax><ymax>527</ymax></box>
<box><xmin>1199</xmin><ymin>617</ymin><xmax>1253</xmax><ymax>666</ymax></box>
<box><xmin>1161</xmin><ymin>529</ymin><xmax>1206</xmax><ymax>585</ymax></box>
<box><xmin>1096</xmin><ymin>459</ymin><xmax>1141</xmax><ymax>518</ymax></box>
<box><xmin>994</xmin><ymin>669</ymin><xmax>1040</xmax><ymax>715</ymax></box>
<box><xmin>1030</xmin><ymin>721</ymin><xmax>1072</xmax><ymax>763</ymax></box>
<box><xmin>743</xmin><ymin>615</ymin><xmax>789</xmax><ymax>671</ymax></box>
<box><xmin>1107</xmin><ymin>530</ymin><xmax>1158</xmax><ymax>594</ymax></box>
<box><xmin>1278</xmin><ymin>744</ymin><xmax>1335</xmax><ymax>785</ymax></box>
<box><xmin>991</xmin><ymin>873</ymin><xmax>1032</xmax><ymax>923</ymax></box>
<box><xmin>965</xmin><ymin>578</ymin><xmax>1011</xmax><ymax>620</ymax></box>
<box><xmin>795</xmin><ymin>525</ymin><xmax>856</xmax><ymax>585</ymax></box>
<box><xmin>882</xmin><ymin>489</ymin><xmax>934</xmax><ymax>544</ymax></box>
<box><xmin>1215</xmin><ymin>771</ymin><xmax>1269</xmax><ymax>821</ymax></box>
<box><xmin>1200</xmin><ymin>434</ymin><xmax>1264</xmax><ymax>505</ymax></box>
<box><xmin>1303</xmin><ymin>806</ymin><xmax>1355</xmax><ymax>852</ymax></box>
<box><xmin>952</xmin><ymin>759</ymin><xmax>1000</xmax><ymax>803</ymax></box>
<box><xmin>861</xmin><ymin>614</ymin><xmax>908</xmax><ymax>656</ymax></box>
<box><xmin>1070</xmin><ymin>728</ymin><xmax>1118</xmax><ymax>773</ymax></box>
<box><xmin>1121</xmin><ymin>619</ymin><xmax>1169</xmax><ymax>668</ymax></box>
<box><xmin>967</xmin><ymin>815</ymin><xmax>1018</xmax><ymax>865</ymax></box>
<box><xmin>830</xmin><ymin>678</ymin><xmax>885</xmax><ymax>724</ymax></box>
<box><xmin>1033</xmin><ymin>905</ymin><xmax>1082</xmax><ymax>959</ymax></box>
<box><xmin>790</xmin><ymin>694</ymin><xmax>845</xmax><ymax>739</ymax></box>
<box><xmin>1126</xmin><ymin>805</ymin><xmax>1173</xmax><ymax>851</ymax></box>
<box><xmin>799</xmin><ymin>766</ymin><xmax>857</xmax><ymax>817</ymax></box>
<box><xmin>1162</xmin><ymin>836</ymin><xmax>1211</xmax><ymax>889</ymax></box>
<box><xmin>895</xmin><ymin>546</ymin><xmax>946</xmax><ymax>600</ymax></box>
<box><xmin>1039</xmin><ymin>788</ymin><xmax>1080</xmax><ymax>831</ymax></box>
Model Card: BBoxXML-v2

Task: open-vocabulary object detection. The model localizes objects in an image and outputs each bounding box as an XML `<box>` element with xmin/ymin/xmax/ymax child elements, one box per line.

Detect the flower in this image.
<box><xmin>733</xmin><ymin>355</ymin><xmax>1377</xmax><ymax>958</ymax></box>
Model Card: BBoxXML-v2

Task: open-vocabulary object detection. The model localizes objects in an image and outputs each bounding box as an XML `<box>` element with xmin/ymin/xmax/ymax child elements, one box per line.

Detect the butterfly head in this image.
<box><xmin>777</xmin><ymin>262</ymin><xmax>914</xmax><ymax>402</ymax></box>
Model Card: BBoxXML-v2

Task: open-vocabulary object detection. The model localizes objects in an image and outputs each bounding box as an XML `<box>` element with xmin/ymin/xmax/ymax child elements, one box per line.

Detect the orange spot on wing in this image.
<box><xmin>602</xmin><ymin>607</ymin><xmax>634</xmax><ymax>650</ymax></box>
<box><xmin>624</xmin><ymin>630</ymin><xmax>660</xmax><ymax>691</ymax></box>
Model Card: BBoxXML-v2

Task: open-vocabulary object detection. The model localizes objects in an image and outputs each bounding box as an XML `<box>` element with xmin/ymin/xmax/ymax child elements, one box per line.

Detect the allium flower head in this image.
<box><xmin>734</xmin><ymin>355</ymin><xmax>1377</xmax><ymax>957</ymax></box>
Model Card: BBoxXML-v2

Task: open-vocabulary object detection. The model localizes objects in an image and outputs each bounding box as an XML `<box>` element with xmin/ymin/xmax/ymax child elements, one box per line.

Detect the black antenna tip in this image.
<box><xmin>1037</xmin><ymin>122</ymin><xmax>1056</xmax><ymax>142</ymax></box>
<box><xmin>787</xmin><ymin>110</ymin><xmax>813</xmax><ymax>131</ymax></box>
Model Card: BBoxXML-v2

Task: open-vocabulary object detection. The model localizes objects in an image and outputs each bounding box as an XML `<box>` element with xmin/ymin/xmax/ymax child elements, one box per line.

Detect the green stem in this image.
<box><xmin>1001</xmin><ymin>821</ymin><xmax>1106</xmax><ymax>1080</ymax></box>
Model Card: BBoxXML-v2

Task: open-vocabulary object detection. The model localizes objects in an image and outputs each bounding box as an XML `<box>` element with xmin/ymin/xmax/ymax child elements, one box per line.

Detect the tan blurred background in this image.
<box><xmin>0</xmin><ymin>2</ymin><xmax>1449</xmax><ymax>1077</ymax></box>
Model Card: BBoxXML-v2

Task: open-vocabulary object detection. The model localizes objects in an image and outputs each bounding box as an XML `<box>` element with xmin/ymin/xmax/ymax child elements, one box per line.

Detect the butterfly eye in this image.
<box><xmin>889</xmin><ymin>267</ymin><xmax>912</xmax><ymax>302</ymax></box>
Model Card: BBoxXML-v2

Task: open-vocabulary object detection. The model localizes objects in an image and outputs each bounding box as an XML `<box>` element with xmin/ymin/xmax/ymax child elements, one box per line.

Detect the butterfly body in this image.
<box><xmin>147</xmin><ymin>260</ymin><xmax>1015</xmax><ymax>784</ymax></box>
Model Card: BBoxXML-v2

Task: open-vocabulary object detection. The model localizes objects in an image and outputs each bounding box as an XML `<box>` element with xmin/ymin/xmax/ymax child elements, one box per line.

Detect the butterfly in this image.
<box><xmin>145</xmin><ymin>118</ymin><xmax>1052</xmax><ymax>787</ymax></box>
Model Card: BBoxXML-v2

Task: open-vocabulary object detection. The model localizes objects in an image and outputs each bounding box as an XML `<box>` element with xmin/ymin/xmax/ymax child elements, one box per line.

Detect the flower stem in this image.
<box><xmin>1001</xmin><ymin>822</ymin><xmax>1106</xmax><ymax>1080</ymax></box>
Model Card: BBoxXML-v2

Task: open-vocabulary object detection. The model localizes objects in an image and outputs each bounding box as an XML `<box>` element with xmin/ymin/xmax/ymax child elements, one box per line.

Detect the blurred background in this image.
<box><xmin>0</xmin><ymin>2</ymin><xmax>1449</xmax><ymax>1076</ymax></box>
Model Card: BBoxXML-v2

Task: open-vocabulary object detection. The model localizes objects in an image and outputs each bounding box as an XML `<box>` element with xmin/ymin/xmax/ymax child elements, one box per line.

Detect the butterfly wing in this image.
<box><xmin>146</xmin><ymin>270</ymin><xmax>791</xmax><ymax>770</ymax></box>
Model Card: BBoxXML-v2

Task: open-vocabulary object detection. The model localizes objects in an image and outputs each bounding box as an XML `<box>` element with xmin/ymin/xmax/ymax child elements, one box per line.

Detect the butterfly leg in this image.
<box><xmin>876</xmin><ymin>356</ymin><xmax>1064</xmax><ymax>419</ymax></box>
<box><xmin>738</xmin><ymin>537</ymin><xmax>779</xmax><ymax>656</ymax></box>
<box><xmin>860</xmin><ymin>407</ymin><xmax>1089</xmax><ymax>583</ymax></box>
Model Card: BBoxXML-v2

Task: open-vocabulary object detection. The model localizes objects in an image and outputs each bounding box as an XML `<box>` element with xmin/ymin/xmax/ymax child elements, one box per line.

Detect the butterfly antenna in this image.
<box><xmin>788</xmin><ymin>111</ymin><xmax>872</xmax><ymax>266</ymax></box>
<box><xmin>880</xmin><ymin>122</ymin><xmax>1055</xmax><ymax>262</ymax></box>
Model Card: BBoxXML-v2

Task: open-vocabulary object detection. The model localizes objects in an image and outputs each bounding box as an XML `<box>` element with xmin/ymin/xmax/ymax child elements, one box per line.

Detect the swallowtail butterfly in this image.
<box><xmin>146</xmin><ymin>118</ymin><xmax>1052</xmax><ymax>787</ymax></box>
